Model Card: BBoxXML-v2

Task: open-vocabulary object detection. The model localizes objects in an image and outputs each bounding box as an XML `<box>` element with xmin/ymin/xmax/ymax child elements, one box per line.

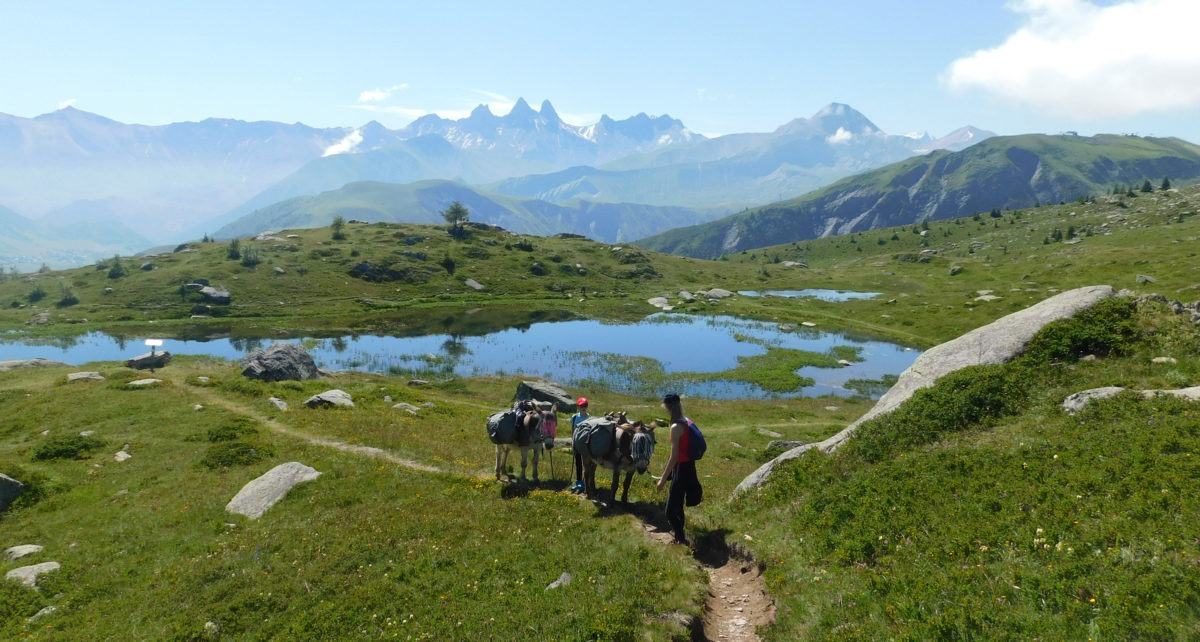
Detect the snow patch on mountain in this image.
<box><xmin>323</xmin><ymin>129</ymin><xmax>364</xmax><ymax>157</ymax></box>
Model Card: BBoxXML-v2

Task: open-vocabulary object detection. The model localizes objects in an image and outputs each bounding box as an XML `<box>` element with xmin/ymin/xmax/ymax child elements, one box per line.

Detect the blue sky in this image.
<box><xmin>3</xmin><ymin>0</ymin><xmax>1199</xmax><ymax>141</ymax></box>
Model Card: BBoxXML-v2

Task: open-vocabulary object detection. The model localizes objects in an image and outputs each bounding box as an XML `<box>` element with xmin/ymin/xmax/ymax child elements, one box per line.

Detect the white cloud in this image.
<box><xmin>945</xmin><ymin>0</ymin><xmax>1200</xmax><ymax>118</ymax></box>
<box><xmin>322</xmin><ymin>129</ymin><xmax>363</xmax><ymax>157</ymax></box>
<box><xmin>357</xmin><ymin>83</ymin><xmax>409</xmax><ymax>103</ymax></box>
<box><xmin>827</xmin><ymin>127</ymin><xmax>853</xmax><ymax>144</ymax></box>
<box><xmin>57</xmin><ymin>98</ymin><xmax>77</xmax><ymax>109</ymax></box>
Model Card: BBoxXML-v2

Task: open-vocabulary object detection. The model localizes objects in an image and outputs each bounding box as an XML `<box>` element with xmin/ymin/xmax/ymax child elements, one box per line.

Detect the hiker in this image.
<box><xmin>569</xmin><ymin>396</ymin><xmax>591</xmax><ymax>493</ymax></box>
<box><xmin>656</xmin><ymin>392</ymin><xmax>702</xmax><ymax>545</ymax></box>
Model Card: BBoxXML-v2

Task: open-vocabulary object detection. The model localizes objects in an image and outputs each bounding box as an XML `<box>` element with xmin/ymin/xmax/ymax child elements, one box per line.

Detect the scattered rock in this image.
<box><xmin>67</xmin><ymin>372</ymin><xmax>104</xmax><ymax>382</ymax></box>
<box><xmin>114</xmin><ymin>451</ymin><xmax>132</xmax><ymax>462</ymax></box>
<box><xmin>767</xmin><ymin>440</ymin><xmax>806</xmax><ymax>451</ymax></box>
<box><xmin>545</xmin><ymin>572</ymin><xmax>572</xmax><ymax>591</ymax></box>
<box><xmin>465</xmin><ymin>278</ymin><xmax>484</xmax><ymax>291</ymax></box>
<box><xmin>242</xmin><ymin>343</ymin><xmax>324</xmax><ymax>381</ymax></box>
<box><xmin>515</xmin><ymin>380</ymin><xmax>576</xmax><ymax>412</ymax></box>
<box><xmin>737</xmin><ymin>285</ymin><xmax>1117</xmax><ymax>494</ymax></box>
<box><xmin>408</xmin><ymin>379</ymin><xmax>429</xmax><ymax>386</ymax></box>
<box><xmin>5</xmin><ymin>561</ymin><xmax>60</xmax><ymax>589</ymax></box>
<box><xmin>1135</xmin><ymin>274</ymin><xmax>1157</xmax><ymax>284</ymax></box>
<box><xmin>647</xmin><ymin>296</ymin><xmax>670</xmax><ymax>309</ymax></box>
<box><xmin>420</xmin><ymin>402</ymin><xmax>435</xmax><ymax>409</ymax></box>
<box><xmin>1081</xmin><ymin>354</ymin><xmax>1097</xmax><ymax>361</ymax></box>
<box><xmin>127</xmin><ymin>379</ymin><xmax>162</xmax><ymax>387</ymax></box>
<box><xmin>975</xmin><ymin>295</ymin><xmax>1002</xmax><ymax>302</ymax></box>
<box><xmin>778</xmin><ymin>323</ymin><xmax>795</xmax><ymax>332</ymax></box>
<box><xmin>26</xmin><ymin>312</ymin><xmax>51</xmax><ymax>326</ymax></box>
<box><xmin>125</xmin><ymin>352</ymin><xmax>172</xmax><ymax>370</ymax></box>
<box><xmin>304</xmin><ymin>390</ymin><xmax>354</xmax><ymax>408</ymax></box>
<box><xmin>756</xmin><ymin>428</ymin><xmax>783</xmax><ymax>438</ymax></box>
<box><xmin>801</xmin><ymin>322</ymin><xmax>817</xmax><ymax>328</ymax></box>
<box><xmin>949</xmin><ymin>265</ymin><xmax>964</xmax><ymax>276</ymax></box>
<box><xmin>197</xmin><ymin>376</ymin><xmax>210</xmax><ymax>383</ymax></box>
<box><xmin>267</xmin><ymin>397</ymin><xmax>289</xmax><ymax>411</ymax></box>
<box><xmin>678</xmin><ymin>290</ymin><xmax>696</xmax><ymax>303</ymax></box>
<box><xmin>28</xmin><ymin>605</ymin><xmax>57</xmax><ymax>621</ymax></box>
<box><xmin>273</xmin><ymin>266</ymin><xmax>286</xmax><ymax>275</ymax></box>
<box><xmin>382</xmin><ymin>395</ymin><xmax>393</xmax><ymax>403</ymax></box>
<box><xmin>700</xmin><ymin>288</ymin><xmax>735</xmax><ymax>300</ymax></box>
<box><xmin>0</xmin><ymin>358</ymin><xmax>70</xmax><ymax>371</ymax></box>
<box><xmin>1152</xmin><ymin>356</ymin><xmax>1178</xmax><ymax>364</ymax></box>
<box><xmin>5</xmin><ymin>545</ymin><xmax>43</xmax><ymax>560</ymax></box>
<box><xmin>1061</xmin><ymin>387</ymin><xmax>1127</xmax><ymax>414</ymax></box>
<box><xmin>193</xmin><ymin>404</ymin><xmax>203</xmax><ymax>411</ymax></box>
<box><xmin>140</xmin><ymin>262</ymin><xmax>155</xmax><ymax>271</ymax></box>
<box><xmin>824</xmin><ymin>406</ymin><xmax>840</xmax><ymax>412</ymax></box>
<box><xmin>225</xmin><ymin>462</ymin><xmax>322</xmax><ymax>519</ymax></box>
<box><xmin>392</xmin><ymin>402</ymin><xmax>420</xmax><ymax>415</ymax></box>
<box><xmin>79</xmin><ymin>430</ymin><xmax>95</xmax><ymax>436</ymax></box>
<box><xmin>837</xmin><ymin>359</ymin><xmax>853</xmax><ymax>366</ymax></box>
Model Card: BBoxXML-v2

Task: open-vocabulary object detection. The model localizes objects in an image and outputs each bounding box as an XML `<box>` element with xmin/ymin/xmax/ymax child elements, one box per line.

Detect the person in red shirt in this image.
<box><xmin>656</xmin><ymin>392</ymin><xmax>701</xmax><ymax>545</ymax></box>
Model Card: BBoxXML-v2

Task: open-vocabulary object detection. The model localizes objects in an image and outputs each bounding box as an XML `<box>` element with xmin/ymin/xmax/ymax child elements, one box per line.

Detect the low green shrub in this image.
<box><xmin>848</xmin><ymin>364</ymin><xmax>1028</xmax><ymax>462</ymax></box>
<box><xmin>32</xmin><ymin>434</ymin><xmax>106</xmax><ymax>461</ymax></box>
<box><xmin>200</xmin><ymin>441</ymin><xmax>273</xmax><ymax>468</ymax></box>
<box><xmin>205</xmin><ymin>417</ymin><xmax>260</xmax><ymax>442</ymax></box>
<box><xmin>1019</xmin><ymin>296</ymin><xmax>1139</xmax><ymax>364</ymax></box>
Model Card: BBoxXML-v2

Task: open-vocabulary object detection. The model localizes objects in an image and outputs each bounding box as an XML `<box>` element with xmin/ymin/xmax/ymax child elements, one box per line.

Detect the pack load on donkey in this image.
<box><xmin>572</xmin><ymin>415</ymin><xmax>617</xmax><ymax>458</ymax></box>
<box><xmin>486</xmin><ymin>409</ymin><xmax>518</xmax><ymax>445</ymax></box>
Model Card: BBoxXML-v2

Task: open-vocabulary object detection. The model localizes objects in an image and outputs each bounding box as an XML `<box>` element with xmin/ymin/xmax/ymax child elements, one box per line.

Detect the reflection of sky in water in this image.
<box><xmin>1</xmin><ymin>314</ymin><xmax>918</xmax><ymax>400</ymax></box>
<box><xmin>737</xmin><ymin>289</ymin><xmax>880</xmax><ymax>301</ymax></box>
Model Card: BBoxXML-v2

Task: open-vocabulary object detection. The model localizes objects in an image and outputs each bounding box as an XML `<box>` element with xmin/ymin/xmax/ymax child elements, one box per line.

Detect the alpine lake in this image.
<box><xmin>3</xmin><ymin>291</ymin><xmax>918</xmax><ymax>400</ymax></box>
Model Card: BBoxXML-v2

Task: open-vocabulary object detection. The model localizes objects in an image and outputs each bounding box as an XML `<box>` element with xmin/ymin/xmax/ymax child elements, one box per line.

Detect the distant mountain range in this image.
<box><xmin>0</xmin><ymin>202</ymin><xmax>150</xmax><ymax>271</ymax></box>
<box><xmin>0</xmin><ymin>99</ymin><xmax>996</xmax><ymax>268</ymax></box>
<box><xmin>213</xmin><ymin>180</ymin><xmax>729</xmax><ymax>244</ymax></box>
<box><xmin>635</xmin><ymin>134</ymin><xmax>1200</xmax><ymax>258</ymax></box>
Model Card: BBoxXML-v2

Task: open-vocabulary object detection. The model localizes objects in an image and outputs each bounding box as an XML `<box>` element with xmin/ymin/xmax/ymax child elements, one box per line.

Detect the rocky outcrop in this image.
<box><xmin>5</xmin><ymin>545</ymin><xmax>43</xmax><ymax>560</ymax></box>
<box><xmin>126</xmin><ymin>351</ymin><xmax>171</xmax><ymax>370</ymax></box>
<box><xmin>5</xmin><ymin>561</ymin><xmax>59</xmax><ymax>589</ymax></box>
<box><xmin>1062</xmin><ymin>386</ymin><xmax>1200</xmax><ymax>414</ymax></box>
<box><xmin>66</xmin><ymin>372</ymin><xmax>105</xmax><ymax>382</ymax></box>
<box><xmin>515</xmin><ymin>380</ymin><xmax>575</xmax><ymax>412</ymax></box>
<box><xmin>127</xmin><ymin>378</ymin><xmax>163</xmax><ymax>387</ymax></box>
<box><xmin>735</xmin><ymin>285</ymin><xmax>1117</xmax><ymax>495</ymax></box>
<box><xmin>225</xmin><ymin>462</ymin><xmax>322</xmax><ymax>519</ymax></box>
<box><xmin>304</xmin><ymin>390</ymin><xmax>354</xmax><ymax>408</ymax></box>
<box><xmin>242</xmin><ymin>343</ymin><xmax>324</xmax><ymax>381</ymax></box>
<box><xmin>0</xmin><ymin>358</ymin><xmax>70</xmax><ymax>371</ymax></box>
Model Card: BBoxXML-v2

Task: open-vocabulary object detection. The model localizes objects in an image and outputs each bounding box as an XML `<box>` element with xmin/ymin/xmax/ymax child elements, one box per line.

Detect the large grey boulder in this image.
<box><xmin>126</xmin><ymin>351</ymin><xmax>171</xmax><ymax>370</ymax></box>
<box><xmin>242</xmin><ymin>343</ymin><xmax>324</xmax><ymax>381</ymax></box>
<box><xmin>199</xmin><ymin>286</ymin><xmax>231</xmax><ymax>305</ymax></box>
<box><xmin>0</xmin><ymin>358</ymin><xmax>70</xmax><ymax>372</ymax></box>
<box><xmin>304</xmin><ymin>389</ymin><xmax>354</xmax><ymax>408</ymax></box>
<box><xmin>6</xmin><ymin>561</ymin><xmax>59</xmax><ymax>589</ymax></box>
<box><xmin>0</xmin><ymin>473</ymin><xmax>26</xmax><ymax>511</ymax></box>
<box><xmin>225</xmin><ymin>462</ymin><xmax>322</xmax><ymax>519</ymax></box>
<box><xmin>515</xmin><ymin>380</ymin><xmax>575</xmax><ymax>412</ymax></box>
<box><xmin>67</xmin><ymin>371</ymin><xmax>105</xmax><ymax>382</ymax></box>
<box><xmin>736</xmin><ymin>285</ymin><xmax>1117</xmax><ymax>495</ymax></box>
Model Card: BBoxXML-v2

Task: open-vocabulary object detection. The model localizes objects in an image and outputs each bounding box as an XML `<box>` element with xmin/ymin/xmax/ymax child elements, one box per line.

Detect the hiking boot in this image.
<box><xmin>571</xmin><ymin>481</ymin><xmax>585</xmax><ymax>493</ymax></box>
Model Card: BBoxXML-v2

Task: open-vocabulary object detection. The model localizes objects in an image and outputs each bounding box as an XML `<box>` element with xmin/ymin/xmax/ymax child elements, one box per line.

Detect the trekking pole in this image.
<box><xmin>549</xmin><ymin>448</ymin><xmax>555</xmax><ymax>481</ymax></box>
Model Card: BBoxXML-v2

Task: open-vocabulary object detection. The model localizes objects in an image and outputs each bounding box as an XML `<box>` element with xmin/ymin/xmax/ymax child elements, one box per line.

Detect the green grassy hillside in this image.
<box><xmin>638</xmin><ymin>134</ymin><xmax>1200</xmax><ymax>258</ymax></box>
<box><xmin>0</xmin><ymin>184</ymin><xmax>1198</xmax><ymax>638</ymax></box>
<box><xmin>213</xmin><ymin>179</ymin><xmax>727</xmax><ymax>244</ymax></box>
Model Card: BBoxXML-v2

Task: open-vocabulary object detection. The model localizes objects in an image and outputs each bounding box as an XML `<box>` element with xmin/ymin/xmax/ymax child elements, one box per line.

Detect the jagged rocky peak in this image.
<box><xmin>538</xmin><ymin>99</ymin><xmax>561</xmax><ymax>123</ymax></box>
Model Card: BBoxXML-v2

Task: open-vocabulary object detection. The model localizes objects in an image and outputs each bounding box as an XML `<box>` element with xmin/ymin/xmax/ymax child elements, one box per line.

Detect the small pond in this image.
<box><xmin>2</xmin><ymin>314</ymin><xmax>918</xmax><ymax>400</ymax></box>
<box><xmin>737</xmin><ymin>289</ymin><xmax>881</xmax><ymax>301</ymax></box>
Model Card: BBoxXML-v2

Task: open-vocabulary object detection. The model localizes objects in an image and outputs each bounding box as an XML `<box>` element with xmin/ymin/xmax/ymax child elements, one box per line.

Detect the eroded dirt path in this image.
<box><xmin>188</xmin><ymin>386</ymin><xmax>445</xmax><ymax>473</ymax></box>
<box><xmin>639</xmin><ymin>523</ymin><xmax>775</xmax><ymax>641</ymax></box>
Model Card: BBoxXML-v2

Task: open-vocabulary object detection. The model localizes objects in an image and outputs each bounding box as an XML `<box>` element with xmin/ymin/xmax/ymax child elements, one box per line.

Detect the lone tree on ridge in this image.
<box><xmin>441</xmin><ymin>201</ymin><xmax>470</xmax><ymax>237</ymax></box>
